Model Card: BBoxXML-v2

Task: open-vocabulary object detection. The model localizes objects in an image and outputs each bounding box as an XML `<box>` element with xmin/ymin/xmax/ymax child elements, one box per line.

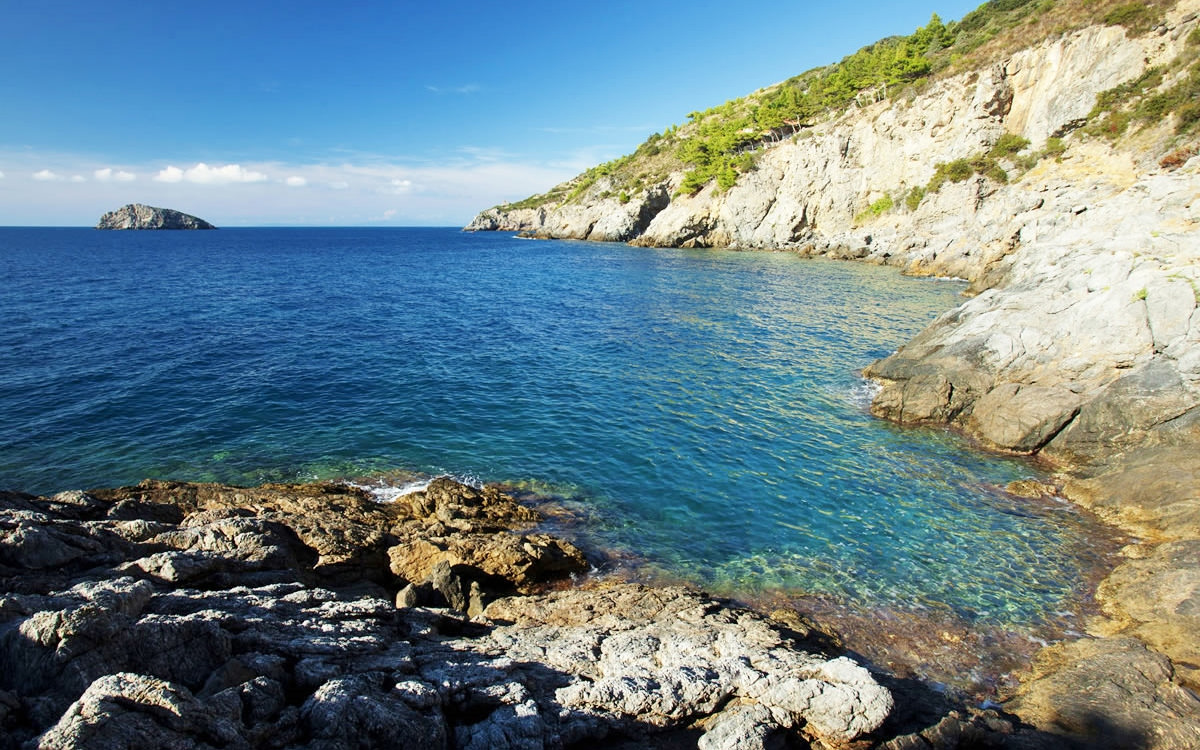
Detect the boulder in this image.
<box><xmin>300</xmin><ymin>674</ymin><xmax>447</xmax><ymax>749</ymax></box>
<box><xmin>1062</xmin><ymin>446</ymin><xmax>1200</xmax><ymax>541</ymax></box>
<box><xmin>387</xmin><ymin>531</ymin><xmax>588</xmax><ymax>594</ymax></box>
<box><xmin>966</xmin><ymin>382</ymin><xmax>1083</xmax><ymax>452</ymax></box>
<box><xmin>33</xmin><ymin>673</ymin><xmax>240</xmax><ymax>750</ymax></box>
<box><xmin>1045</xmin><ymin>360</ymin><xmax>1198</xmax><ymax>463</ymax></box>
<box><xmin>481</xmin><ymin>584</ymin><xmax>894</xmax><ymax>746</ymax></box>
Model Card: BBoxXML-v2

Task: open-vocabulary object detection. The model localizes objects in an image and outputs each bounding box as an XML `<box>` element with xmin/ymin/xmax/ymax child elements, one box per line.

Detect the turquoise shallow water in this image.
<box><xmin>0</xmin><ymin>227</ymin><xmax>1109</xmax><ymax>629</ymax></box>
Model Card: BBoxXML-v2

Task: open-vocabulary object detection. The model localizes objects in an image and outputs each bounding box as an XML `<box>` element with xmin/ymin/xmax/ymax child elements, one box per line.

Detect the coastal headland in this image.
<box><xmin>464</xmin><ymin>0</ymin><xmax>1200</xmax><ymax>746</ymax></box>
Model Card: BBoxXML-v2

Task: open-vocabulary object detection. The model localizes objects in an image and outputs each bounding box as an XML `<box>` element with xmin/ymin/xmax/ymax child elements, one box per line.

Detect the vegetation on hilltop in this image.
<box><xmin>499</xmin><ymin>0</ymin><xmax>1177</xmax><ymax>211</ymax></box>
<box><xmin>1083</xmin><ymin>26</ymin><xmax>1200</xmax><ymax>147</ymax></box>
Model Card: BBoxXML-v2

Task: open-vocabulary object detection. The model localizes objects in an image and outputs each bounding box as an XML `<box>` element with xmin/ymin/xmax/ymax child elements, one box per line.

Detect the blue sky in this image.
<box><xmin>1</xmin><ymin>0</ymin><xmax>985</xmax><ymax>226</ymax></box>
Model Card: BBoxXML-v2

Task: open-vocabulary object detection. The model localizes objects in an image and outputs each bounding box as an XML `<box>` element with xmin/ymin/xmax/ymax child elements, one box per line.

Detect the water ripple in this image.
<box><xmin>0</xmin><ymin>228</ymin><xmax>1117</xmax><ymax>630</ymax></box>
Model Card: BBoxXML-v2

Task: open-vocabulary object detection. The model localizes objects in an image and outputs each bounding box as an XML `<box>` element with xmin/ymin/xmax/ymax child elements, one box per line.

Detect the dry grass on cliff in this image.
<box><xmin>947</xmin><ymin>0</ymin><xmax>1177</xmax><ymax>73</ymax></box>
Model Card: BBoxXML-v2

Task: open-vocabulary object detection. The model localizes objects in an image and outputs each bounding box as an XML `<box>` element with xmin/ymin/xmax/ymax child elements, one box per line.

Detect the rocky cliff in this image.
<box><xmin>467</xmin><ymin>2</ymin><xmax>1200</xmax><ymax>746</ymax></box>
<box><xmin>96</xmin><ymin>203</ymin><xmax>216</xmax><ymax>230</ymax></box>
<box><xmin>469</xmin><ymin>4</ymin><xmax>1200</xmax><ymax>466</ymax></box>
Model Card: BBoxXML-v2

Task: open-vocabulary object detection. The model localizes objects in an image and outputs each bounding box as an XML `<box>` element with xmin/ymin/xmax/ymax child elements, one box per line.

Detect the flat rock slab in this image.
<box><xmin>1009</xmin><ymin>637</ymin><xmax>1200</xmax><ymax>749</ymax></box>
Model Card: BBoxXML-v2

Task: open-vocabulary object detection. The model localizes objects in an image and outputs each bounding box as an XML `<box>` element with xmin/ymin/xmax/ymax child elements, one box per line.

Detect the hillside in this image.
<box><xmin>469</xmin><ymin>0</ymin><xmax>1190</xmax><ymax>244</ymax></box>
<box><xmin>468</xmin><ymin>0</ymin><xmax>1200</xmax><ymax>746</ymax></box>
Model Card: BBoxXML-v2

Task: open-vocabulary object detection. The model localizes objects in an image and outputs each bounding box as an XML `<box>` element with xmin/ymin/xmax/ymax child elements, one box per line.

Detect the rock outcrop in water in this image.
<box><xmin>0</xmin><ymin>479</ymin><xmax>908</xmax><ymax>749</ymax></box>
<box><xmin>466</xmin><ymin>2</ymin><xmax>1200</xmax><ymax>747</ymax></box>
<box><xmin>96</xmin><ymin>203</ymin><xmax>216</xmax><ymax>230</ymax></box>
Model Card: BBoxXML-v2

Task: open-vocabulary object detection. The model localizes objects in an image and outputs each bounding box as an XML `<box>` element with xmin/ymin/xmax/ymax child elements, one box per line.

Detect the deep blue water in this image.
<box><xmin>0</xmin><ymin>227</ymin><xmax>1106</xmax><ymax>627</ymax></box>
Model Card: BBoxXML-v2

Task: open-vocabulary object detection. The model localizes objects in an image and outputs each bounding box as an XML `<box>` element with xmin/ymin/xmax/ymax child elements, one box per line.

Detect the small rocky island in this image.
<box><xmin>96</xmin><ymin>203</ymin><xmax>216</xmax><ymax>230</ymax></box>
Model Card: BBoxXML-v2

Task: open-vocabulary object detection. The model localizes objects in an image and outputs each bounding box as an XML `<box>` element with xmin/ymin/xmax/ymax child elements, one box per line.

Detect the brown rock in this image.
<box><xmin>1045</xmin><ymin>361</ymin><xmax>1198</xmax><ymax>464</ymax></box>
<box><xmin>1097</xmin><ymin>540</ymin><xmax>1200</xmax><ymax>691</ymax></box>
<box><xmin>388</xmin><ymin>531</ymin><xmax>588</xmax><ymax>593</ymax></box>
<box><xmin>966</xmin><ymin>382</ymin><xmax>1082</xmax><ymax>452</ymax></box>
<box><xmin>1008</xmin><ymin>637</ymin><xmax>1200</xmax><ymax>750</ymax></box>
<box><xmin>1062</xmin><ymin>446</ymin><xmax>1200</xmax><ymax>541</ymax></box>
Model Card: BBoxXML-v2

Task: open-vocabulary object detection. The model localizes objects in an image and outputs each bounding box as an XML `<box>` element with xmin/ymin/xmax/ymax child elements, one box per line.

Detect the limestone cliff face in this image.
<box><xmin>468</xmin><ymin>1</ymin><xmax>1200</xmax><ymax>464</ymax></box>
<box><xmin>467</xmin><ymin>15</ymin><xmax>1184</xmax><ymax>260</ymax></box>
<box><xmin>96</xmin><ymin>203</ymin><xmax>216</xmax><ymax>230</ymax></box>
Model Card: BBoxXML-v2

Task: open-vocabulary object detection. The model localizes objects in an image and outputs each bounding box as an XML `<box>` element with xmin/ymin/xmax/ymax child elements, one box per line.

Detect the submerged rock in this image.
<box><xmin>96</xmin><ymin>204</ymin><xmax>216</xmax><ymax>230</ymax></box>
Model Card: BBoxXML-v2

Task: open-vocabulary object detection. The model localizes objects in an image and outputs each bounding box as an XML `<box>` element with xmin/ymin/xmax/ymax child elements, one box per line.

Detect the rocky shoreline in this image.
<box><xmin>462</xmin><ymin>3</ymin><xmax>1200</xmax><ymax>746</ymax></box>
<box><xmin>1</xmin><ymin>477</ymin><xmax>914</xmax><ymax>749</ymax></box>
<box><xmin>1</xmin><ymin>473</ymin><xmax>1193</xmax><ymax>748</ymax></box>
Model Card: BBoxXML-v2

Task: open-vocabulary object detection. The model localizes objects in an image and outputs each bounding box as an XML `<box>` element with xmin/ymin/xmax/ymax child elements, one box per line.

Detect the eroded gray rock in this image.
<box><xmin>301</xmin><ymin>674</ymin><xmax>447</xmax><ymax>750</ymax></box>
<box><xmin>34</xmin><ymin>672</ymin><xmax>240</xmax><ymax>750</ymax></box>
<box><xmin>482</xmin><ymin>585</ymin><xmax>894</xmax><ymax>745</ymax></box>
<box><xmin>95</xmin><ymin>204</ymin><xmax>216</xmax><ymax>230</ymax></box>
<box><xmin>0</xmin><ymin>480</ymin><xmax>894</xmax><ymax>749</ymax></box>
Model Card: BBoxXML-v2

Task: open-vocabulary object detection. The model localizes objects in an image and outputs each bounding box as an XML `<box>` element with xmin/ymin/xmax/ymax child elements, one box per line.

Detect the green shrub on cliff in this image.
<box><xmin>1085</xmin><ymin>54</ymin><xmax>1200</xmax><ymax>141</ymax></box>
<box><xmin>926</xmin><ymin>158</ymin><xmax>975</xmax><ymax>193</ymax></box>
<box><xmin>505</xmin><ymin>188</ymin><xmax>569</xmax><ymax>211</ymax></box>
<box><xmin>905</xmin><ymin>186</ymin><xmax>926</xmax><ymax>212</ymax></box>
<box><xmin>1103</xmin><ymin>3</ymin><xmax>1163</xmax><ymax>34</ymax></box>
<box><xmin>1042</xmin><ymin>137</ymin><xmax>1066</xmax><ymax>160</ymax></box>
<box><xmin>854</xmin><ymin>194</ymin><xmax>896</xmax><ymax>224</ymax></box>
<box><xmin>988</xmin><ymin>133</ymin><xmax>1031</xmax><ymax>157</ymax></box>
<box><xmin>915</xmin><ymin>134</ymin><xmax>1031</xmax><ymax>205</ymax></box>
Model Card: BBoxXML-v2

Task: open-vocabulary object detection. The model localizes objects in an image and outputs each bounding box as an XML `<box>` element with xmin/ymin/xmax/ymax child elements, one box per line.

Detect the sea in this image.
<box><xmin>0</xmin><ymin>227</ymin><xmax>1117</xmax><ymax>688</ymax></box>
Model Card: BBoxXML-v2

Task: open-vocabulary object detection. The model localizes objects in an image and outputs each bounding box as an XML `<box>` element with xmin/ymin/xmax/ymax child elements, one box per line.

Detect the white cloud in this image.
<box><xmin>154</xmin><ymin>162</ymin><xmax>269</xmax><ymax>184</ymax></box>
<box><xmin>189</xmin><ymin>163</ymin><xmax>269</xmax><ymax>184</ymax></box>
<box><xmin>537</xmin><ymin>123</ymin><xmax>656</xmax><ymax>135</ymax></box>
<box><xmin>285</xmin><ymin>175</ymin><xmax>307</xmax><ymax>187</ymax></box>
<box><xmin>457</xmin><ymin>146</ymin><xmax>507</xmax><ymax>163</ymax></box>
<box><xmin>0</xmin><ymin>170</ymin><xmax>5</xmax><ymax>179</ymax></box>
<box><xmin>94</xmin><ymin>167</ymin><xmax>136</xmax><ymax>182</ymax></box>
<box><xmin>154</xmin><ymin>165</ymin><xmax>184</xmax><ymax>183</ymax></box>
<box><xmin>1</xmin><ymin>147</ymin><xmax>580</xmax><ymax>226</ymax></box>
<box><xmin>70</xmin><ymin>175</ymin><xmax>86</xmax><ymax>183</ymax></box>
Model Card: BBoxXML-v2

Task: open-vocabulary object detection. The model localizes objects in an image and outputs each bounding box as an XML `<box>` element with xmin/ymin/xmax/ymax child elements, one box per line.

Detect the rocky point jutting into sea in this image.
<box><xmin>464</xmin><ymin>0</ymin><xmax>1200</xmax><ymax>747</ymax></box>
<box><xmin>4</xmin><ymin>1</ymin><xmax>1200</xmax><ymax>749</ymax></box>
